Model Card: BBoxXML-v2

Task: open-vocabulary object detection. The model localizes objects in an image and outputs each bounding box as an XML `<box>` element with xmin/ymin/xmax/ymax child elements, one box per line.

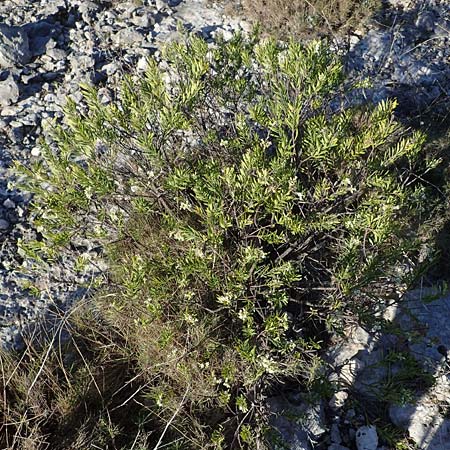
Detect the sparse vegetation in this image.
<box><xmin>220</xmin><ymin>0</ymin><xmax>382</xmax><ymax>40</ymax></box>
<box><xmin>378</xmin><ymin>425</ymin><xmax>419</xmax><ymax>450</ymax></box>
<box><xmin>4</xmin><ymin>30</ymin><xmax>441</xmax><ymax>449</ymax></box>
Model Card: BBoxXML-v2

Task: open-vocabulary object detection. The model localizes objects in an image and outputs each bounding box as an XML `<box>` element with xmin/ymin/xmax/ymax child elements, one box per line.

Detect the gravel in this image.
<box><xmin>0</xmin><ymin>0</ymin><xmax>245</xmax><ymax>351</ymax></box>
<box><xmin>344</xmin><ymin>0</ymin><xmax>450</xmax><ymax>119</ymax></box>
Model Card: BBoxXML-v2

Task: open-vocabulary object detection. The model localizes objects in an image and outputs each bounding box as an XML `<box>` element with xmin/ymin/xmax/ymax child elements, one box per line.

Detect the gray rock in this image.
<box><xmin>97</xmin><ymin>87</ymin><xmax>113</xmax><ymax>105</ymax></box>
<box><xmin>390</xmin><ymin>403</ymin><xmax>450</xmax><ymax>450</ymax></box>
<box><xmin>117</xmin><ymin>2</ymin><xmax>140</xmax><ymax>19</ymax></box>
<box><xmin>131</xmin><ymin>12</ymin><xmax>155</xmax><ymax>29</ymax></box>
<box><xmin>155</xmin><ymin>0</ymin><xmax>167</xmax><ymax>11</ymax></box>
<box><xmin>0</xmin><ymin>24</ymin><xmax>31</xmax><ymax>67</ymax></box>
<box><xmin>0</xmin><ymin>73</ymin><xmax>19</xmax><ymax>106</ymax></box>
<box><xmin>25</xmin><ymin>21</ymin><xmax>61</xmax><ymax>57</ymax></box>
<box><xmin>102</xmin><ymin>61</ymin><xmax>120</xmax><ymax>76</ymax></box>
<box><xmin>415</xmin><ymin>10</ymin><xmax>437</xmax><ymax>33</ymax></box>
<box><xmin>29</xmin><ymin>37</ymin><xmax>52</xmax><ymax>57</ymax></box>
<box><xmin>330</xmin><ymin>423</ymin><xmax>342</xmax><ymax>444</ymax></box>
<box><xmin>389</xmin><ymin>403</ymin><xmax>417</xmax><ymax>429</ymax></box>
<box><xmin>26</xmin><ymin>21</ymin><xmax>55</xmax><ymax>39</ymax></box>
<box><xmin>271</xmin><ymin>417</ymin><xmax>311</xmax><ymax>450</ymax></box>
<box><xmin>68</xmin><ymin>54</ymin><xmax>96</xmax><ymax>72</ymax></box>
<box><xmin>397</xmin><ymin>290</ymin><xmax>450</xmax><ymax>369</ymax></box>
<box><xmin>7</xmin><ymin>120</ymin><xmax>24</xmax><ymax>143</ymax></box>
<box><xmin>329</xmin><ymin>445</ymin><xmax>350</xmax><ymax>450</ymax></box>
<box><xmin>42</xmin><ymin>0</ymin><xmax>67</xmax><ymax>16</ymax></box>
<box><xmin>112</xmin><ymin>28</ymin><xmax>146</xmax><ymax>46</ymax></box>
<box><xmin>78</xmin><ymin>1</ymin><xmax>101</xmax><ymax>23</ymax></box>
<box><xmin>3</xmin><ymin>199</ymin><xmax>15</xmax><ymax>209</ymax></box>
<box><xmin>327</xmin><ymin>326</ymin><xmax>373</xmax><ymax>367</ymax></box>
<box><xmin>46</xmin><ymin>47</ymin><xmax>67</xmax><ymax>61</ymax></box>
<box><xmin>345</xmin><ymin>0</ymin><xmax>450</xmax><ymax>116</ymax></box>
<box><xmin>355</xmin><ymin>426</ymin><xmax>378</xmax><ymax>450</ymax></box>
<box><xmin>0</xmin><ymin>219</ymin><xmax>10</xmax><ymax>230</ymax></box>
<box><xmin>269</xmin><ymin>395</ymin><xmax>326</xmax><ymax>450</ymax></box>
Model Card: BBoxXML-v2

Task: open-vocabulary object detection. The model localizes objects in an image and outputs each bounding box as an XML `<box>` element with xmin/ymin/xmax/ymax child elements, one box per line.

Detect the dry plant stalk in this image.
<box><xmin>221</xmin><ymin>0</ymin><xmax>380</xmax><ymax>39</ymax></box>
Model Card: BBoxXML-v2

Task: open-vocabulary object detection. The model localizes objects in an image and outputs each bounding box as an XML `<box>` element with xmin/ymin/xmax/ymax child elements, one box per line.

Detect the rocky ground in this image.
<box><xmin>0</xmin><ymin>0</ymin><xmax>449</xmax><ymax>448</ymax></box>
<box><xmin>0</xmin><ymin>0</ymin><xmax>244</xmax><ymax>349</ymax></box>
<box><xmin>273</xmin><ymin>288</ymin><xmax>450</xmax><ymax>449</ymax></box>
<box><xmin>345</xmin><ymin>0</ymin><xmax>449</xmax><ymax>121</ymax></box>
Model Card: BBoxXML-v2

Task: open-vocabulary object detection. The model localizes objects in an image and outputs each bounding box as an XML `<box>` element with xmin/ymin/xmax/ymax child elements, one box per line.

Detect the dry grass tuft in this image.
<box><xmin>0</xmin><ymin>302</ymin><xmax>154</xmax><ymax>450</ymax></box>
<box><xmin>221</xmin><ymin>0</ymin><xmax>382</xmax><ymax>40</ymax></box>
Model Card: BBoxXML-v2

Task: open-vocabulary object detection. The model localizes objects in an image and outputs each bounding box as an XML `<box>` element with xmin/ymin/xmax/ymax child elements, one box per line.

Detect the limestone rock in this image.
<box><xmin>390</xmin><ymin>403</ymin><xmax>450</xmax><ymax>450</ymax></box>
<box><xmin>0</xmin><ymin>73</ymin><xmax>19</xmax><ymax>106</ymax></box>
<box><xmin>0</xmin><ymin>24</ymin><xmax>31</xmax><ymax>67</ymax></box>
<box><xmin>355</xmin><ymin>426</ymin><xmax>378</xmax><ymax>450</ymax></box>
<box><xmin>268</xmin><ymin>395</ymin><xmax>326</xmax><ymax>450</ymax></box>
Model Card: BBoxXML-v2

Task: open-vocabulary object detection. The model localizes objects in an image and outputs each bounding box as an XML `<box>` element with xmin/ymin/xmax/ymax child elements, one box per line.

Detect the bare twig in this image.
<box><xmin>153</xmin><ymin>385</ymin><xmax>190</xmax><ymax>450</ymax></box>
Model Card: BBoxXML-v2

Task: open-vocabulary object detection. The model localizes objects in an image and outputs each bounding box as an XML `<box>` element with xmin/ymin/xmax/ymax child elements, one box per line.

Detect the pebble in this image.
<box><xmin>30</xmin><ymin>147</ymin><xmax>41</xmax><ymax>157</ymax></box>
<box><xmin>329</xmin><ymin>391</ymin><xmax>348</xmax><ymax>410</ymax></box>
<box><xmin>136</xmin><ymin>55</ymin><xmax>149</xmax><ymax>72</ymax></box>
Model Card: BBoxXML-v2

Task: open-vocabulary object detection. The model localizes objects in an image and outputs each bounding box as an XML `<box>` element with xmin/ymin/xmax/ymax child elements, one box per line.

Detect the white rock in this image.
<box><xmin>329</xmin><ymin>391</ymin><xmax>348</xmax><ymax>410</ymax></box>
<box><xmin>131</xmin><ymin>13</ymin><xmax>153</xmax><ymax>28</ymax></box>
<box><xmin>136</xmin><ymin>55</ymin><xmax>148</xmax><ymax>72</ymax></box>
<box><xmin>349</xmin><ymin>34</ymin><xmax>360</xmax><ymax>48</ymax></box>
<box><xmin>31</xmin><ymin>147</ymin><xmax>41</xmax><ymax>157</ymax></box>
<box><xmin>46</xmin><ymin>47</ymin><xmax>67</xmax><ymax>61</ymax></box>
<box><xmin>0</xmin><ymin>105</ymin><xmax>18</xmax><ymax>116</ymax></box>
<box><xmin>355</xmin><ymin>425</ymin><xmax>378</xmax><ymax>450</ymax></box>
<box><xmin>102</xmin><ymin>62</ymin><xmax>120</xmax><ymax>76</ymax></box>
<box><xmin>97</xmin><ymin>87</ymin><xmax>113</xmax><ymax>105</ymax></box>
<box><xmin>155</xmin><ymin>0</ymin><xmax>166</xmax><ymax>11</ymax></box>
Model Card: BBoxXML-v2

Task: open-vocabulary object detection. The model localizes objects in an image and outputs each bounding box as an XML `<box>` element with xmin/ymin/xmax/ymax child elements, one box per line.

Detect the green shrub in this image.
<box><xmin>15</xmin><ymin>31</ymin><xmax>438</xmax><ymax>448</ymax></box>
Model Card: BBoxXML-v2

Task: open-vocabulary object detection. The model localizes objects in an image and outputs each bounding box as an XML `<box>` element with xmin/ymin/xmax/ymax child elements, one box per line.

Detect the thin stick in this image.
<box><xmin>153</xmin><ymin>385</ymin><xmax>189</xmax><ymax>450</ymax></box>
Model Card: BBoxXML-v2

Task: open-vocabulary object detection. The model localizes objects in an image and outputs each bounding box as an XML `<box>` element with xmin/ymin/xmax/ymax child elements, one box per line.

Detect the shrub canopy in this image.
<box><xmin>16</xmin><ymin>32</ymin><xmax>436</xmax><ymax>448</ymax></box>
